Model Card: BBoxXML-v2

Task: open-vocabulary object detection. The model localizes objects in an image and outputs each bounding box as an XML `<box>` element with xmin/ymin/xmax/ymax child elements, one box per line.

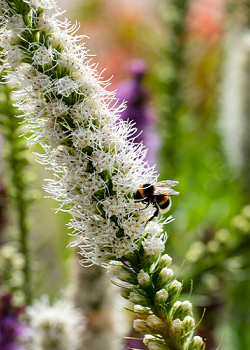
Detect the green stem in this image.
<box><xmin>0</xmin><ymin>78</ymin><xmax>32</xmax><ymax>304</ymax></box>
<box><xmin>158</xmin><ymin>0</ymin><xmax>188</xmax><ymax>179</ymax></box>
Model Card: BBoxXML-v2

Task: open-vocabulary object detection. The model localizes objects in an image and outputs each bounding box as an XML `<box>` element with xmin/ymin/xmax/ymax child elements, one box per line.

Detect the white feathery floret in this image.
<box><xmin>0</xmin><ymin>0</ymin><xmax>9</xmax><ymax>13</ymax></box>
<box><xmin>142</xmin><ymin>236</ymin><xmax>165</xmax><ymax>256</ymax></box>
<box><xmin>33</xmin><ymin>46</ymin><xmax>54</xmax><ymax>66</ymax></box>
<box><xmin>55</xmin><ymin>75</ymin><xmax>79</xmax><ymax>97</ymax></box>
<box><xmin>6</xmin><ymin>46</ymin><xmax>22</xmax><ymax>68</ymax></box>
<box><xmin>24</xmin><ymin>0</ymin><xmax>57</xmax><ymax>10</ymax></box>
<box><xmin>6</xmin><ymin>14</ymin><xmax>24</xmax><ymax>33</ymax></box>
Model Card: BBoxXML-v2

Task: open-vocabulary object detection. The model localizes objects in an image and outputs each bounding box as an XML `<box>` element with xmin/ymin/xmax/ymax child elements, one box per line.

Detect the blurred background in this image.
<box><xmin>0</xmin><ymin>0</ymin><xmax>250</xmax><ymax>349</ymax></box>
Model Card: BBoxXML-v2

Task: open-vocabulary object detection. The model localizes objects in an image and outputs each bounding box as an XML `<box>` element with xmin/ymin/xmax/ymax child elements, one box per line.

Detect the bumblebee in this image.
<box><xmin>133</xmin><ymin>180</ymin><xmax>179</xmax><ymax>222</ymax></box>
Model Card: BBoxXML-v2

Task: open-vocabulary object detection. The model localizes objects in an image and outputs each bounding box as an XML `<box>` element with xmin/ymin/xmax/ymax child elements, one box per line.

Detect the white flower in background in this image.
<box><xmin>220</xmin><ymin>29</ymin><xmax>250</xmax><ymax>173</ymax></box>
<box><xmin>28</xmin><ymin>296</ymin><xmax>85</xmax><ymax>350</ymax></box>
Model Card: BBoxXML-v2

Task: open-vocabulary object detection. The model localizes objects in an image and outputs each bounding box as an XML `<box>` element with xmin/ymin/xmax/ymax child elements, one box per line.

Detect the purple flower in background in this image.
<box><xmin>116</xmin><ymin>60</ymin><xmax>160</xmax><ymax>167</ymax></box>
<box><xmin>0</xmin><ymin>293</ymin><xmax>26</xmax><ymax>350</ymax></box>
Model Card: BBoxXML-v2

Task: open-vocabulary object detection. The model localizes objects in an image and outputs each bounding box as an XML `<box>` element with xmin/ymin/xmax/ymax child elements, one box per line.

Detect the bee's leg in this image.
<box><xmin>147</xmin><ymin>201</ymin><xmax>159</xmax><ymax>222</ymax></box>
<box><xmin>139</xmin><ymin>201</ymin><xmax>150</xmax><ymax>211</ymax></box>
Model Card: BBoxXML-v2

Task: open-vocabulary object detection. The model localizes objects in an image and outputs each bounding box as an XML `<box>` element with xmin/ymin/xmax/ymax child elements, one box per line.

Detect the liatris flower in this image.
<box><xmin>0</xmin><ymin>292</ymin><xmax>27</xmax><ymax>350</ymax></box>
<box><xmin>0</xmin><ymin>0</ymin><xmax>159</xmax><ymax>267</ymax></box>
<box><xmin>27</xmin><ymin>296</ymin><xmax>85</xmax><ymax>350</ymax></box>
<box><xmin>116</xmin><ymin>60</ymin><xmax>160</xmax><ymax>167</ymax></box>
<box><xmin>0</xmin><ymin>2</ymin><xmax>204</xmax><ymax>349</ymax></box>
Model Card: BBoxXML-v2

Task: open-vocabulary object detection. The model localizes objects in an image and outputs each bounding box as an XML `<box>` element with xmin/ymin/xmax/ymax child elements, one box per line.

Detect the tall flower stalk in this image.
<box><xmin>0</xmin><ymin>1</ymin><xmax>204</xmax><ymax>349</ymax></box>
<box><xmin>0</xmin><ymin>72</ymin><xmax>32</xmax><ymax>305</ymax></box>
<box><xmin>157</xmin><ymin>0</ymin><xmax>188</xmax><ymax>178</ymax></box>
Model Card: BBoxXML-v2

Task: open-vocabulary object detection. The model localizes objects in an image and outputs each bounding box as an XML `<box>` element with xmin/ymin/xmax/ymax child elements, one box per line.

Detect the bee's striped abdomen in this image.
<box><xmin>156</xmin><ymin>195</ymin><xmax>170</xmax><ymax>210</ymax></box>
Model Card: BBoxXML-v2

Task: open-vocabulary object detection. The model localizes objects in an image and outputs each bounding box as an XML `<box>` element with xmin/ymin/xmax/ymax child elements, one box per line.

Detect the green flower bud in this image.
<box><xmin>158</xmin><ymin>254</ymin><xmax>172</xmax><ymax>268</ymax></box>
<box><xmin>109</xmin><ymin>264</ymin><xmax>137</xmax><ymax>284</ymax></box>
<box><xmin>170</xmin><ymin>318</ymin><xmax>183</xmax><ymax>336</ymax></box>
<box><xmin>172</xmin><ymin>300</ymin><xmax>193</xmax><ymax>319</ymax></box>
<box><xmin>182</xmin><ymin>316</ymin><xmax>195</xmax><ymax>334</ymax></box>
<box><xmin>143</xmin><ymin>335</ymin><xmax>156</xmax><ymax>347</ymax></box>
<box><xmin>155</xmin><ymin>289</ymin><xmax>169</xmax><ymax>304</ymax></box>
<box><xmin>188</xmin><ymin>336</ymin><xmax>203</xmax><ymax>350</ymax></box>
<box><xmin>157</xmin><ymin>267</ymin><xmax>174</xmax><ymax>288</ymax></box>
<box><xmin>147</xmin><ymin>314</ymin><xmax>165</xmax><ymax>331</ymax></box>
<box><xmin>129</xmin><ymin>291</ymin><xmax>148</xmax><ymax>306</ymax></box>
<box><xmin>137</xmin><ymin>269</ymin><xmax>151</xmax><ymax>287</ymax></box>
<box><xmin>147</xmin><ymin>340</ymin><xmax>167</xmax><ymax>350</ymax></box>
<box><xmin>133</xmin><ymin>319</ymin><xmax>148</xmax><ymax>332</ymax></box>
<box><xmin>120</xmin><ymin>287</ymin><xmax>131</xmax><ymax>299</ymax></box>
<box><xmin>168</xmin><ymin>280</ymin><xmax>182</xmax><ymax>299</ymax></box>
<box><xmin>134</xmin><ymin>305</ymin><xmax>152</xmax><ymax>320</ymax></box>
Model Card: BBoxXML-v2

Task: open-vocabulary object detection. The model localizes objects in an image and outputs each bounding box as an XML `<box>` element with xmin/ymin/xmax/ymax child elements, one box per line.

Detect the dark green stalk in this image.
<box><xmin>0</xmin><ymin>76</ymin><xmax>32</xmax><ymax>304</ymax></box>
<box><xmin>158</xmin><ymin>0</ymin><xmax>188</xmax><ymax>178</ymax></box>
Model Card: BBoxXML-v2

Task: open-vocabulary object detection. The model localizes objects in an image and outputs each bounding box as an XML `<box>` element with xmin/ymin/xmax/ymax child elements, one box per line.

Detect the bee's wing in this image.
<box><xmin>153</xmin><ymin>180</ymin><xmax>179</xmax><ymax>196</ymax></box>
<box><xmin>156</xmin><ymin>180</ymin><xmax>179</xmax><ymax>188</ymax></box>
<box><xmin>154</xmin><ymin>187</ymin><xmax>179</xmax><ymax>196</ymax></box>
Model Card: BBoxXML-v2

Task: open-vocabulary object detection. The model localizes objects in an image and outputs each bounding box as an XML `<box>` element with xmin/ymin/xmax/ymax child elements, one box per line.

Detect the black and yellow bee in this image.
<box><xmin>133</xmin><ymin>180</ymin><xmax>179</xmax><ymax>222</ymax></box>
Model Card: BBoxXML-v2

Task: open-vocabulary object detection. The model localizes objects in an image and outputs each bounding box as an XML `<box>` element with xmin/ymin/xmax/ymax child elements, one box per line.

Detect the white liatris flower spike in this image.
<box><xmin>0</xmin><ymin>2</ymin><xmax>205</xmax><ymax>350</ymax></box>
<box><xmin>27</xmin><ymin>296</ymin><xmax>85</xmax><ymax>350</ymax></box>
<box><xmin>0</xmin><ymin>0</ymin><xmax>164</xmax><ymax>268</ymax></box>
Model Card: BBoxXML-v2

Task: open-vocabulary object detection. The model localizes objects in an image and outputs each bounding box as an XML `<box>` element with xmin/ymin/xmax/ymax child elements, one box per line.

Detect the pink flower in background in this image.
<box><xmin>116</xmin><ymin>60</ymin><xmax>160</xmax><ymax>167</ymax></box>
<box><xmin>186</xmin><ymin>0</ymin><xmax>226</xmax><ymax>46</ymax></box>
